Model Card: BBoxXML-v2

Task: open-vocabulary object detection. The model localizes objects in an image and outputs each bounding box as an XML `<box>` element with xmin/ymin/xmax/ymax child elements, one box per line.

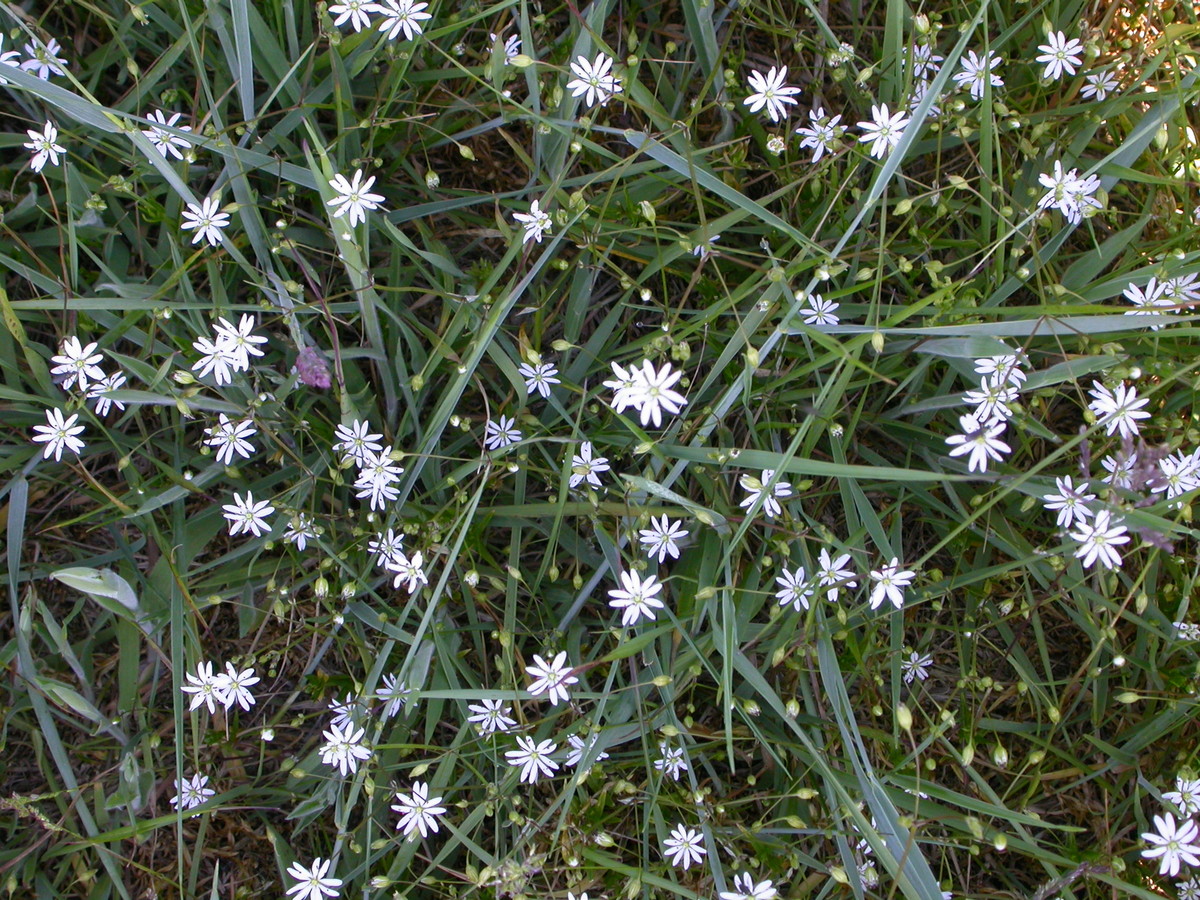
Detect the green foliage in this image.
<box><xmin>2</xmin><ymin>0</ymin><xmax>1200</xmax><ymax>898</ymax></box>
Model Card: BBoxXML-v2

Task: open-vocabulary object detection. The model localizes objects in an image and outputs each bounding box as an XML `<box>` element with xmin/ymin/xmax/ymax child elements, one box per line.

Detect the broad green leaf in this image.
<box><xmin>52</xmin><ymin>567</ymin><xmax>140</xmax><ymax>612</ymax></box>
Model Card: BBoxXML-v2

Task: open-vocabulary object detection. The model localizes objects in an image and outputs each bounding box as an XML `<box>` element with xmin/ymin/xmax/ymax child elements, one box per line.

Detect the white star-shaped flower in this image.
<box><xmin>391</xmin><ymin>781</ymin><xmax>447</xmax><ymax>839</ymax></box>
<box><xmin>328</xmin><ymin>170</ymin><xmax>386</xmax><ymax>227</ymax></box>
<box><xmin>1035</xmin><ymin>30</ymin><xmax>1083</xmax><ymax>81</ymax></box>
<box><xmin>24</xmin><ymin>121</ymin><xmax>65</xmax><ymax>172</ymax></box>
<box><xmin>867</xmin><ymin>558</ymin><xmax>915</xmax><ymax>610</ymax></box>
<box><xmin>743</xmin><ymin>66</ymin><xmax>801</xmax><ymax>123</ymax></box>
<box><xmin>513</xmin><ymin>199</ymin><xmax>553</xmax><ymax>244</ymax></box>
<box><xmin>222</xmin><ymin>491</ymin><xmax>275</xmax><ymax>538</ymax></box>
<box><xmin>565</xmin><ymin>53</ymin><xmax>622</xmax><ymax>107</ymax></box>
<box><xmin>857</xmin><ymin>103</ymin><xmax>911</xmax><ymax>159</ymax></box>
<box><xmin>607</xmin><ymin>569</ymin><xmax>666</xmax><ymax>626</ymax></box>
<box><xmin>372</xmin><ymin>0</ymin><xmax>432</xmax><ymax>41</ymax></box>
<box><xmin>525</xmin><ymin>651</ymin><xmax>578</xmax><ymax>705</ymax></box>
<box><xmin>31</xmin><ymin>407</ymin><xmax>85</xmax><ymax>461</ymax></box>
<box><xmin>180</xmin><ymin>196</ymin><xmax>231</xmax><ymax>246</ymax></box>
<box><xmin>285</xmin><ymin>857</ymin><xmax>343</xmax><ymax>900</ymax></box>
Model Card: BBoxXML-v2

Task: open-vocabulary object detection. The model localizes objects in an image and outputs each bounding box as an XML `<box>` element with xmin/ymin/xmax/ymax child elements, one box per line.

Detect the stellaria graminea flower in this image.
<box><xmin>901</xmin><ymin>650</ymin><xmax>933</xmax><ymax>684</ymax></box>
<box><xmin>519</xmin><ymin>360</ymin><xmax>560</xmax><ymax>398</ymax></box>
<box><xmin>1165</xmin><ymin>777</ymin><xmax>1200</xmax><ymax>817</ymax></box>
<box><xmin>333</xmin><ymin>420</ymin><xmax>384</xmax><ymax>468</ymax></box>
<box><xmin>51</xmin><ymin>336</ymin><xmax>105</xmax><ymax>392</ymax></box>
<box><xmin>203</xmin><ymin>414</ymin><xmax>256</xmax><ymax>465</ymax></box>
<box><xmin>565</xmin><ymin>53</ymin><xmax>622</xmax><ymax>107</ymax></box>
<box><xmin>170</xmin><ymin>772</ymin><xmax>215</xmax><ymax>811</ymax></box>
<box><xmin>1140</xmin><ymin>812</ymin><xmax>1200</xmax><ymax>877</ymax></box>
<box><xmin>857</xmin><ymin>103</ymin><xmax>911</xmax><ymax>159</ymax></box>
<box><xmin>1069</xmin><ymin>510</ymin><xmax>1129</xmax><ymax>570</ymax></box>
<box><xmin>607</xmin><ymin>569</ymin><xmax>666</xmax><ymax>626</ymax></box>
<box><xmin>1037</xmin><ymin>161</ymin><xmax>1102</xmax><ymax>224</ymax></box>
<box><xmin>328</xmin><ymin>170</ymin><xmax>385</xmax><ymax>227</ymax></box>
<box><xmin>868</xmin><ymin>558</ymin><xmax>915</xmax><ymax>609</ymax></box>
<box><xmin>329</xmin><ymin>0</ymin><xmax>374</xmax><ymax>31</ymax></box>
<box><xmin>386</xmin><ymin>550</ymin><xmax>428</xmax><ymax>594</ymax></box>
<box><xmin>284</xmin><ymin>513</ymin><xmax>318</xmax><ymax>551</ymax></box>
<box><xmin>1088</xmin><ymin>380</ymin><xmax>1150</xmax><ymax>439</ymax></box>
<box><xmin>513</xmin><ymin>199</ymin><xmax>552</xmax><ymax>244</ymax></box>
<box><xmin>354</xmin><ymin>446</ymin><xmax>404</xmax><ymax>511</ymax></box>
<box><xmin>944</xmin><ymin>413</ymin><xmax>1011</xmax><ymax>473</ymax></box>
<box><xmin>739</xmin><ymin>469</ymin><xmax>794</xmax><ymax>519</ymax></box>
<box><xmin>719</xmin><ymin>873</ymin><xmax>778</xmax><ymax>900</ymax></box>
<box><xmin>24</xmin><ymin>122</ymin><xmax>65</xmax><ymax>172</ymax></box>
<box><xmin>1081</xmin><ymin>69</ymin><xmax>1119</xmax><ymax>100</ymax></box>
<box><xmin>219</xmin><ymin>662</ymin><xmax>260</xmax><ymax>711</ymax></box>
<box><xmin>799</xmin><ymin>293</ymin><xmax>840</xmax><ymax>325</ymax></box>
<box><xmin>285</xmin><ymin>857</ymin><xmax>342</xmax><ymax>900</ymax></box>
<box><xmin>775</xmin><ymin>566</ymin><xmax>814</xmax><ymax>612</ymax></box>
<box><xmin>181</xmin><ymin>661</ymin><xmax>227</xmax><ymax>714</ymax></box>
<box><xmin>391</xmin><ymin>781</ymin><xmax>447</xmax><ymax>839</ymax></box>
<box><xmin>319</xmin><ymin>722</ymin><xmax>371</xmax><ymax>776</ymax></box>
<box><xmin>662</xmin><ymin>823</ymin><xmax>707</xmax><ymax>869</ymax></box>
<box><xmin>795</xmin><ymin>106</ymin><xmax>846</xmax><ymax>163</ymax></box>
<box><xmin>742</xmin><ymin>66</ymin><xmax>801</xmax><ymax>123</ymax></box>
<box><xmin>608</xmin><ymin>359</ymin><xmax>687</xmax><ymax>427</ymax></box>
<box><xmin>376</xmin><ymin>673</ymin><xmax>411</xmax><ymax>719</ymax></box>
<box><xmin>655</xmin><ymin>743</ymin><xmax>687</xmax><ymax>781</ymax></box>
<box><xmin>467</xmin><ymin>699</ymin><xmax>516</xmax><ymax>735</ymax></box>
<box><xmin>1035</xmin><ymin>30</ymin><xmax>1084</xmax><ymax>81</ymax></box>
<box><xmin>222</xmin><ymin>491</ymin><xmax>274</xmax><ymax>537</ymax></box>
<box><xmin>484</xmin><ymin>415</ymin><xmax>522</xmax><ymax>450</ymax></box>
<box><xmin>564</xmin><ymin>733</ymin><xmax>609</xmax><ymax>768</ymax></box>
<box><xmin>372</xmin><ymin>0</ymin><xmax>431</xmax><ymax>41</ymax></box>
<box><xmin>87</xmin><ymin>371</ymin><xmax>127</xmax><ymax>416</ymax></box>
<box><xmin>0</xmin><ymin>36</ymin><xmax>20</xmax><ymax>83</ymax></box>
<box><xmin>181</xmin><ymin>196</ymin><xmax>231</xmax><ymax>246</ymax></box>
<box><xmin>815</xmin><ymin>547</ymin><xmax>857</xmax><ymax>602</ymax></box>
<box><xmin>952</xmin><ymin>49</ymin><xmax>1003</xmax><ymax>100</ymax></box>
<box><xmin>142</xmin><ymin>110</ymin><xmax>192</xmax><ymax>159</ymax></box>
<box><xmin>1042</xmin><ymin>476</ymin><xmax>1095</xmax><ymax>530</ymax></box>
<box><xmin>21</xmin><ymin>38</ymin><xmax>68</xmax><ymax>79</ymax></box>
<box><xmin>489</xmin><ymin>32</ymin><xmax>521</xmax><ymax>62</ymax></box>
<box><xmin>32</xmin><ymin>408</ymin><xmax>85</xmax><ymax>461</ymax></box>
<box><xmin>569</xmin><ymin>441</ymin><xmax>610</xmax><ymax>488</ymax></box>
<box><xmin>525</xmin><ymin>651</ymin><xmax>577</xmax><ymax>705</ymax></box>
<box><xmin>505</xmin><ymin>735</ymin><xmax>559</xmax><ymax>783</ymax></box>
<box><xmin>639</xmin><ymin>514</ymin><xmax>689</xmax><ymax>563</ymax></box>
